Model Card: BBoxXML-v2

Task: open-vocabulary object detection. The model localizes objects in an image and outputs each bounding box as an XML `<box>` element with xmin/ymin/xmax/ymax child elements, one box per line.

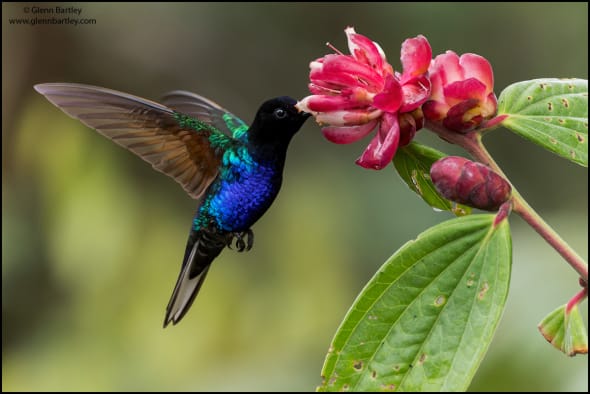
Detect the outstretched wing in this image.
<box><xmin>34</xmin><ymin>83</ymin><xmax>232</xmax><ymax>199</ymax></box>
<box><xmin>161</xmin><ymin>90</ymin><xmax>249</xmax><ymax>141</ymax></box>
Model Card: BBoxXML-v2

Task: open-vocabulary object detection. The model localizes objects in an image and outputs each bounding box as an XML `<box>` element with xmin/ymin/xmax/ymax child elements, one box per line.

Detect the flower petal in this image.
<box><xmin>422</xmin><ymin>99</ymin><xmax>449</xmax><ymax>121</ymax></box>
<box><xmin>400</xmin><ymin>35</ymin><xmax>432</xmax><ymax>80</ymax></box>
<box><xmin>310</xmin><ymin>59</ymin><xmax>365</xmax><ymax>89</ymax></box>
<box><xmin>322</xmin><ymin>54</ymin><xmax>385</xmax><ymax>91</ymax></box>
<box><xmin>316</xmin><ymin>109</ymin><xmax>382</xmax><ymax>127</ymax></box>
<box><xmin>428</xmin><ymin>67</ymin><xmax>445</xmax><ymax>102</ymax></box>
<box><xmin>460</xmin><ymin>53</ymin><xmax>494</xmax><ymax>93</ymax></box>
<box><xmin>309</xmin><ymin>83</ymin><xmax>339</xmax><ymax>95</ymax></box>
<box><xmin>355</xmin><ymin>113</ymin><xmax>400</xmax><ymax>170</ymax></box>
<box><xmin>373</xmin><ymin>75</ymin><xmax>403</xmax><ymax>112</ymax></box>
<box><xmin>442</xmin><ymin>98</ymin><xmax>481</xmax><ymax>132</ymax></box>
<box><xmin>345</xmin><ymin>26</ymin><xmax>385</xmax><ymax>71</ymax></box>
<box><xmin>310</xmin><ymin>58</ymin><xmax>324</xmax><ymax>72</ymax></box>
<box><xmin>454</xmin><ymin>160</ymin><xmax>486</xmax><ymax>200</ymax></box>
<box><xmin>443</xmin><ymin>78</ymin><xmax>487</xmax><ymax>101</ymax></box>
<box><xmin>400</xmin><ymin>75</ymin><xmax>431</xmax><ymax>112</ymax></box>
<box><xmin>300</xmin><ymin>93</ymin><xmax>371</xmax><ymax>112</ymax></box>
<box><xmin>481</xmin><ymin>92</ymin><xmax>498</xmax><ymax>118</ymax></box>
<box><xmin>430</xmin><ymin>51</ymin><xmax>463</xmax><ymax>86</ymax></box>
<box><xmin>430</xmin><ymin>156</ymin><xmax>468</xmax><ymax>201</ymax></box>
<box><xmin>295</xmin><ymin>96</ymin><xmax>315</xmax><ymax>114</ymax></box>
<box><xmin>398</xmin><ymin>109</ymin><xmax>423</xmax><ymax>146</ymax></box>
<box><xmin>322</xmin><ymin>120</ymin><xmax>378</xmax><ymax>144</ymax></box>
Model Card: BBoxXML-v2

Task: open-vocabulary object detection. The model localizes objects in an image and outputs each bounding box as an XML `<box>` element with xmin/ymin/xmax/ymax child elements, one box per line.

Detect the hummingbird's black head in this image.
<box><xmin>248</xmin><ymin>96</ymin><xmax>310</xmax><ymax>147</ymax></box>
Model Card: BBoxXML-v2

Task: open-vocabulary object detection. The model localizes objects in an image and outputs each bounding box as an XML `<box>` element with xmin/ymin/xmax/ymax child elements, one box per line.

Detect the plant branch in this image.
<box><xmin>566</xmin><ymin>286</ymin><xmax>588</xmax><ymax>314</ymax></box>
<box><xmin>425</xmin><ymin>121</ymin><xmax>588</xmax><ymax>282</ymax></box>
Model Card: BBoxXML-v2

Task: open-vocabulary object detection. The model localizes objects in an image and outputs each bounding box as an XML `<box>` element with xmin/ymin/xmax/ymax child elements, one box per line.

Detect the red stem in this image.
<box><xmin>512</xmin><ymin>197</ymin><xmax>588</xmax><ymax>281</ymax></box>
<box><xmin>566</xmin><ymin>286</ymin><xmax>588</xmax><ymax>314</ymax></box>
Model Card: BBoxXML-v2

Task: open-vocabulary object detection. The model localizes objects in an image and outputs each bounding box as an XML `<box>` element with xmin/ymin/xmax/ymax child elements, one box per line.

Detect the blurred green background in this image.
<box><xmin>2</xmin><ymin>2</ymin><xmax>588</xmax><ymax>391</ymax></box>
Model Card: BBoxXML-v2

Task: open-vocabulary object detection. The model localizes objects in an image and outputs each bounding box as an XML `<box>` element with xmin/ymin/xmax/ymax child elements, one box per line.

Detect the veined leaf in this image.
<box><xmin>497</xmin><ymin>78</ymin><xmax>588</xmax><ymax>167</ymax></box>
<box><xmin>393</xmin><ymin>142</ymin><xmax>471</xmax><ymax>216</ymax></box>
<box><xmin>318</xmin><ymin>214</ymin><xmax>512</xmax><ymax>392</ymax></box>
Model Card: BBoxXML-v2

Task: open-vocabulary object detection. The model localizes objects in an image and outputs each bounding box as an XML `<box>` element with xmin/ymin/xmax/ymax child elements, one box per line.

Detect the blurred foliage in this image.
<box><xmin>2</xmin><ymin>2</ymin><xmax>587</xmax><ymax>391</ymax></box>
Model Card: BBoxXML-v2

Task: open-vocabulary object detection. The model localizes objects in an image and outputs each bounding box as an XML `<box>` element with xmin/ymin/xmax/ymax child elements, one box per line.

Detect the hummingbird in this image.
<box><xmin>34</xmin><ymin>83</ymin><xmax>310</xmax><ymax>327</ymax></box>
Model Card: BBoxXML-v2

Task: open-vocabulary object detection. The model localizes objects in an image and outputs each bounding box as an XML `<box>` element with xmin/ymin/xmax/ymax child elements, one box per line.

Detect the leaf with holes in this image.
<box><xmin>393</xmin><ymin>142</ymin><xmax>471</xmax><ymax>216</ymax></box>
<box><xmin>318</xmin><ymin>214</ymin><xmax>512</xmax><ymax>392</ymax></box>
<box><xmin>497</xmin><ymin>78</ymin><xmax>588</xmax><ymax>167</ymax></box>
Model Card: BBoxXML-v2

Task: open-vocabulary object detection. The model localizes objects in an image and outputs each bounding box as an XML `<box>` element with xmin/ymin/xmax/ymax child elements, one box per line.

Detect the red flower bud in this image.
<box><xmin>430</xmin><ymin>156</ymin><xmax>511</xmax><ymax>211</ymax></box>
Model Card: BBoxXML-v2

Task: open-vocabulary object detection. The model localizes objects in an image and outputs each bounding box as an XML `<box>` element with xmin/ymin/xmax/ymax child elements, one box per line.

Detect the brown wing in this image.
<box><xmin>34</xmin><ymin>83</ymin><xmax>227</xmax><ymax>199</ymax></box>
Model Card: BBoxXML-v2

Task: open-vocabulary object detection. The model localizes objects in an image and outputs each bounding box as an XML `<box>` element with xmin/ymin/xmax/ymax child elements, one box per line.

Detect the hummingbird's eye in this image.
<box><xmin>273</xmin><ymin>108</ymin><xmax>287</xmax><ymax>119</ymax></box>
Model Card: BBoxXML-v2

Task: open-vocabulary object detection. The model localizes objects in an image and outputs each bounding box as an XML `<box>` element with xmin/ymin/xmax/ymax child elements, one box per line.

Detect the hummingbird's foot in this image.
<box><xmin>228</xmin><ymin>229</ymin><xmax>254</xmax><ymax>252</ymax></box>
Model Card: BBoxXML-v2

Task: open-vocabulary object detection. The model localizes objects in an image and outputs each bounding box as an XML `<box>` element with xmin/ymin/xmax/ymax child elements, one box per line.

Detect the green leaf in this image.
<box><xmin>393</xmin><ymin>142</ymin><xmax>472</xmax><ymax>216</ymax></box>
<box><xmin>318</xmin><ymin>214</ymin><xmax>512</xmax><ymax>392</ymax></box>
<box><xmin>538</xmin><ymin>305</ymin><xmax>567</xmax><ymax>351</ymax></box>
<box><xmin>539</xmin><ymin>304</ymin><xmax>589</xmax><ymax>356</ymax></box>
<box><xmin>497</xmin><ymin>78</ymin><xmax>588</xmax><ymax>167</ymax></box>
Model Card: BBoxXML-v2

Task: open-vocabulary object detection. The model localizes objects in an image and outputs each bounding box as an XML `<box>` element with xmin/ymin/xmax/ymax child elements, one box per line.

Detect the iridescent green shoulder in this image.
<box><xmin>174</xmin><ymin>112</ymin><xmax>235</xmax><ymax>150</ymax></box>
<box><xmin>222</xmin><ymin>113</ymin><xmax>249</xmax><ymax>141</ymax></box>
<box><xmin>174</xmin><ymin>111</ymin><xmax>220</xmax><ymax>134</ymax></box>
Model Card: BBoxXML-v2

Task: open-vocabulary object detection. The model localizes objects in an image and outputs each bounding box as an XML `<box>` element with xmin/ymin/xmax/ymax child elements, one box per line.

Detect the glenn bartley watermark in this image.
<box><xmin>9</xmin><ymin>5</ymin><xmax>97</xmax><ymax>26</ymax></box>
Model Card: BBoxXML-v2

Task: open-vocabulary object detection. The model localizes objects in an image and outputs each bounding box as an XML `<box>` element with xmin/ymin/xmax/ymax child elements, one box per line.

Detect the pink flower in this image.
<box><xmin>423</xmin><ymin>51</ymin><xmax>497</xmax><ymax>132</ymax></box>
<box><xmin>296</xmin><ymin>27</ymin><xmax>432</xmax><ymax>170</ymax></box>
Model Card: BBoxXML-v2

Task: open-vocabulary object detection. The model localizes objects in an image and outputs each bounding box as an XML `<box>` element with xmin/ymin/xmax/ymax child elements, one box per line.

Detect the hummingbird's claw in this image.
<box><xmin>227</xmin><ymin>229</ymin><xmax>254</xmax><ymax>252</ymax></box>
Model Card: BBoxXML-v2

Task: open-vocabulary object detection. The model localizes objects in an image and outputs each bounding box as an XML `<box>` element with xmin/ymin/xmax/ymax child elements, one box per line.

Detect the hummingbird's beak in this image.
<box><xmin>297</xmin><ymin>107</ymin><xmax>312</xmax><ymax>119</ymax></box>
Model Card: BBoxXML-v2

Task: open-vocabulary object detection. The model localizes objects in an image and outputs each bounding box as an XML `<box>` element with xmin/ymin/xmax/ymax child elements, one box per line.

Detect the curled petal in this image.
<box><xmin>443</xmin><ymin>99</ymin><xmax>481</xmax><ymax>132</ymax></box>
<box><xmin>373</xmin><ymin>75</ymin><xmax>403</xmax><ymax>112</ymax></box>
<box><xmin>345</xmin><ymin>26</ymin><xmax>385</xmax><ymax>71</ymax></box>
<box><xmin>322</xmin><ymin>55</ymin><xmax>385</xmax><ymax>91</ymax></box>
<box><xmin>355</xmin><ymin>113</ymin><xmax>400</xmax><ymax>170</ymax></box>
<box><xmin>460</xmin><ymin>53</ymin><xmax>494</xmax><ymax>93</ymax></box>
<box><xmin>400</xmin><ymin>35</ymin><xmax>432</xmax><ymax>80</ymax></box>
<box><xmin>322</xmin><ymin>120</ymin><xmax>378</xmax><ymax>144</ymax></box>
<box><xmin>443</xmin><ymin>78</ymin><xmax>487</xmax><ymax>101</ymax></box>
<box><xmin>400</xmin><ymin>75</ymin><xmax>431</xmax><ymax>112</ymax></box>
<box><xmin>310</xmin><ymin>63</ymin><xmax>366</xmax><ymax>89</ymax></box>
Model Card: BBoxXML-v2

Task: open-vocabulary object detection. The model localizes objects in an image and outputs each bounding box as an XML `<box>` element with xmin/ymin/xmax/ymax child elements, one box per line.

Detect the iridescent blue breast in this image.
<box><xmin>193</xmin><ymin>146</ymin><xmax>282</xmax><ymax>232</ymax></box>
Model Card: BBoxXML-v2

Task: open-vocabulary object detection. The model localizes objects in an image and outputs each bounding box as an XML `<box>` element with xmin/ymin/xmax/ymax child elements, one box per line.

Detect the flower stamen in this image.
<box><xmin>326</xmin><ymin>42</ymin><xmax>345</xmax><ymax>55</ymax></box>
